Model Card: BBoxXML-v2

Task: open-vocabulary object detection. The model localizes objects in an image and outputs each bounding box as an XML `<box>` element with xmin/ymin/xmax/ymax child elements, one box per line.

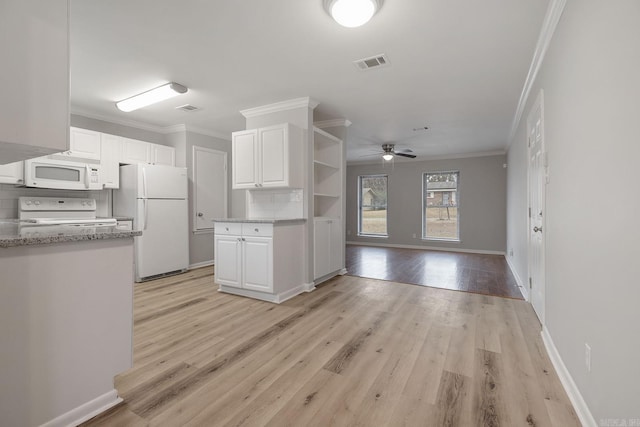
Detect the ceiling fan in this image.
<box><xmin>362</xmin><ymin>143</ymin><xmax>417</xmax><ymax>161</ymax></box>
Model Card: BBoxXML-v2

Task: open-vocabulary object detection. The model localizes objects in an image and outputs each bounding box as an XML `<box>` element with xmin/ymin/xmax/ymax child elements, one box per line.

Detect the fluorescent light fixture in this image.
<box><xmin>382</xmin><ymin>153</ymin><xmax>394</xmax><ymax>161</ymax></box>
<box><xmin>324</xmin><ymin>0</ymin><xmax>382</xmax><ymax>28</ymax></box>
<box><xmin>116</xmin><ymin>82</ymin><xmax>188</xmax><ymax>112</ymax></box>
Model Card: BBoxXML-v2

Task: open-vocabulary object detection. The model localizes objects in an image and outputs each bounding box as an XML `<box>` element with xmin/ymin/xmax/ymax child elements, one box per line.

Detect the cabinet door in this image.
<box><xmin>215</xmin><ymin>235</ymin><xmax>242</xmax><ymax>288</ymax></box>
<box><xmin>242</xmin><ymin>237</ymin><xmax>273</xmax><ymax>293</ymax></box>
<box><xmin>330</xmin><ymin>219</ymin><xmax>343</xmax><ymax>273</ymax></box>
<box><xmin>68</xmin><ymin>127</ymin><xmax>102</xmax><ymax>160</ymax></box>
<box><xmin>121</xmin><ymin>138</ymin><xmax>151</xmax><ymax>164</ymax></box>
<box><xmin>259</xmin><ymin>124</ymin><xmax>288</xmax><ymax>188</ymax></box>
<box><xmin>0</xmin><ymin>162</ymin><xmax>24</xmax><ymax>185</ymax></box>
<box><xmin>314</xmin><ymin>219</ymin><xmax>331</xmax><ymax>279</ymax></box>
<box><xmin>151</xmin><ymin>144</ymin><xmax>175</xmax><ymax>166</ymax></box>
<box><xmin>0</xmin><ymin>0</ymin><xmax>69</xmax><ymax>163</ymax></box>
<box><xmin>100</xmin><ymin>134</ymin><xmax>121</xmax><ymax>189</ymax></box>
<box><xmin>232</xmin><ymin>129</ymin><xmax>258</xmax><ymax>189</ymax></box>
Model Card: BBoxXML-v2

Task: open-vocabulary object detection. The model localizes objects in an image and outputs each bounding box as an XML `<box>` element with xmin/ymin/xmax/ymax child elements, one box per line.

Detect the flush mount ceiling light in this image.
<box><xmin>323</xmin><ymin>0</ymin><xmax>383</xmax><ymax>28</ymax></box>
<box><xmin>116</xmin><ymin>82</ymin><xmax>188</xmax><ymax>112</ymax></box>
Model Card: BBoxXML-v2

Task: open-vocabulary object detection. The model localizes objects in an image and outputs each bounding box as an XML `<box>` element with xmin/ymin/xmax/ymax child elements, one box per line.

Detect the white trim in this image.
<box><xmin>192</xmin><ymin>146</ymin><xmax>228</xmax><ymax>233</ymax></box>
<box><xmin>541</xmin><ymin>327</ymin><xmax>597</xmax><ymax>427</ymax></box>
<box><xmin>240</xmin><ymin>97</ymin><xmax>319</xmax><ymax>118</ymax></box>
<box><xmin>505</xmin><ymin>255</ymin><xmax>529</xmax><ymax>301</ymax></box>
<box><xmin>219</xmin><ymin>282</ymin><xmax>314</xmax><ymax>304</ymax></box>
<box><xmin>193</xmin><ymin>229</ymin><xmax>214</xmax><ymax>235</ymax></box>
<box><xmin>189</xmin><ymin>260</ymin><xmax>214</xmax><ymax>270</ymax></box>
<box><xmin>39</xmin><ymin>390</ymin><xmax>121</xmax><ymax>427</ymax></box>
<box><xmin>347</xmin><ymin>150</ymin><xmax>506</xmax><ymax>165</ymax></box>
<box><xmin>346</xmin><ymin>241</ymin><xmax>505</xmax><ymax>256</ymax></box>
<box><xmin>70</xmin><ymin>109</ymin><xmax>231</xmax><ymax>140</ymax></box>
<box><xmin>184</xmin><ymin>125</ymin><xmax>232</xmax><ymax>141</ymax></box>
<box><xmin>507</xmin><ymin>0</ymin><xmax>567</xmax><ymax>145</ymax></box>
<box><xmin>313</xmin><ymin>127</ymin><xmax>343</xmax><ymax>143</ymax></box>
<box><xmin>314</xmin><ymin>119</ymin><xmax>352</xmax><ymax>128</ymax></box>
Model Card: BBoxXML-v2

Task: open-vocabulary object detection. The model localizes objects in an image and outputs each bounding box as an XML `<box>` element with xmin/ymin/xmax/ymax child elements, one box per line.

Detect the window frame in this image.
<box><xmin>422</xmin><ymin>171</ymin><xmax>460</xmax><ymax>242</ymax></box>
<box><xmin>357</xmin><ymin>174</ymin><xmax>389</xmax><ymax>238</ymax></box>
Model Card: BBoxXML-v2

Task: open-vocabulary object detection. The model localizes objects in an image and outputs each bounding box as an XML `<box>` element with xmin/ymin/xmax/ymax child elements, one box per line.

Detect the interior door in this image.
<box><xmin>528</xmin><ymin>91</ymin><xmax>546</xmax><ymax>323</ymax></box>
<box><xmin>193</xmin><ymin>146</ymin><xmax>227</xmax><ymax>231</ymax></box>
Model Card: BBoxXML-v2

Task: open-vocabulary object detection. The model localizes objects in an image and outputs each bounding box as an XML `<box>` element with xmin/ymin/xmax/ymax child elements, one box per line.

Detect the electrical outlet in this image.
<box><xmin>509</xmin><ymin>249</ymin><xmax>514</xmax><ymax>257</ymax></box>
<box><xmin>585</xmin><ymin>343</ymin><xmax>591</xmax><ymax>372</ymax></box>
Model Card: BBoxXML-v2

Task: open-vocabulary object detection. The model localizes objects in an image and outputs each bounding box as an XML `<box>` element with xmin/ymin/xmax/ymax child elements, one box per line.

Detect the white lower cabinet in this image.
<box><xmin>214</xmin><ymin>223</ymin><xmax>273</xmax><ymax>293</ymax></box>
<box><xmin>314</xmin><ymin>217</ymin><xmax>343</xmax><ymax>280</ymax></box>
<box><xmin>214</xmin><ymin>221</ymin><xmax>306</xmax><ymax>303</ymax></box>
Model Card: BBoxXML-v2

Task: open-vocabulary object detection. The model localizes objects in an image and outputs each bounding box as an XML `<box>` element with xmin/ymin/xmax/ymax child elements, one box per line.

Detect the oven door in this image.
<box><xmin>24</xmin><ymin>158</ymin><xmax>102</xmax><ymax>190</ymax></box>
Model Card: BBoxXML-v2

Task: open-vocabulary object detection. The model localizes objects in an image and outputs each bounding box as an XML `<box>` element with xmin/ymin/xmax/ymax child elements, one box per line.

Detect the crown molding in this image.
<box><xmin>183</xmin><ymin>125</ymin><xmax>232</xmax><ymax>141</ymax></box>
<box><xmin>71</xmin><ymin>108</ymin><xmax>231</xmax><ymax>140</ymax></box>
<box><xmin>70</xmin><ymin>107</ymin><xmax>167</xmax><ymax>134</ymax></box>
<box><xmin>507</xmin><ymin>0</ymin><xmax>567</xmax><ymax>146</ymax></box>
<box><xmin>240</xmin><ymin>97</ymin><xmax>319</xmax><ymax>118</ymax></box>
<box><xmin>314</xmin><ymin>119</ymin><xmax>352</xmax><ymax>128</ymax></box>
<box><xmin>347</xmin><ymin>149</ymin><xmax>506</xmax><ymax>166</ymax></box>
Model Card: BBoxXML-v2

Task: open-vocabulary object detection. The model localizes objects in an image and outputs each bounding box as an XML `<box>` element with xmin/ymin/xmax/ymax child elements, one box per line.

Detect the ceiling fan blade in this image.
<box><xmin>395</xmin><ymin>152</ymin><xmax>417</xmax><ymax>158</ymax></box>
<box><xmin>398</xmin><ymin>148</ymin><xmax>414</xmax><ymax>153</ymax></box>
<box><xmin>358</xmin><ymin>152</ymin><xmax>384</xmax><ymax>158</ymax></box>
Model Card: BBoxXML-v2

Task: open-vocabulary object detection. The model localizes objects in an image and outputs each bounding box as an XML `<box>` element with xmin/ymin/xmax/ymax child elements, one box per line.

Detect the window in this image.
<box><xmin>423</xmin><ymin>171</ymin><xmax>459</xmax><ymax>241</ymax></box>
<box><xmin>358</xmin><ymin>175</ymin><xmax>388</xmax><ymax>236</ymax></box>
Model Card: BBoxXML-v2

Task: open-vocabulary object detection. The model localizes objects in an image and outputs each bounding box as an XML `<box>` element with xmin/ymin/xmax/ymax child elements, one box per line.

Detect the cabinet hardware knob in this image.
<box><xmin>198</xmin><ymin>212</ymin><xmax>204</xmax><ymax>217</ymax></box>
<box><xmin>533</xmin><ymin>226</ymin><xmax>543</xmax><ymax>233</ymax></box>
<box><xmin>254</xmin><ymin>228</ymin><xmax>259</xmax><ymax>232</ymax></box>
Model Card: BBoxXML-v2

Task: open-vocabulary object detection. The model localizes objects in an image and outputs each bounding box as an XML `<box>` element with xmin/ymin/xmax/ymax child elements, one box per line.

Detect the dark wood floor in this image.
<box><xmin>346</xmin><ymin>244</ymin><xmax>524</xmax><ymax>299</ymax></box>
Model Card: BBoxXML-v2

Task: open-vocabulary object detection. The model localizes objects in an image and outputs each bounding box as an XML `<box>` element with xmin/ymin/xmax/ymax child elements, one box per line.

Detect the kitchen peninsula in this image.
<box><xmin>0</xmin><ymin>224</ymin><xmax>140</xmax><ymax>427</ymax></box>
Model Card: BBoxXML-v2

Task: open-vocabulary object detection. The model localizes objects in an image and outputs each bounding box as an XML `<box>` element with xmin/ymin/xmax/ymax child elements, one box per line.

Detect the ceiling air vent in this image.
<box><xmin>353</xmin><ymin>54</ymin><xmax>390</xmax><ymax>71</ymax></box>
<box><xmin>176</xmin><ymin>104</ymin><xmax>200</xmax><ymax>112</ymax></box>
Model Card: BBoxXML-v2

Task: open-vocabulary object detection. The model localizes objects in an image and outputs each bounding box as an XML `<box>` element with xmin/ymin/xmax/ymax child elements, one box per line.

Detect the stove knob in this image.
<box><xmin>26</xmin><ymin>200</ymin><xmax>32</xmax><ymax>205</ymax></box>
<box><xmin>34</xmin><ymin>200</ymin><xmax>40</xmax><ymax>206</ymax></box>
<box><xmin>87</xmin><ymin>200</ymin><xmax>93</xmax><ymax>206</ymax></box>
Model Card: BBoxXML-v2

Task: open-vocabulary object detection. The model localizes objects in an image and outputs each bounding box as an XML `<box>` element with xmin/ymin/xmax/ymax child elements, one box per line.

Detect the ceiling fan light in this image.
<box><xmin>327</xmin><ymin>0</ymin><xmax>380</xmax><ymax>28</ymax></box>
<box><xmin>382</xmin><ymin>153</ymin><xmax>394</xmax><ymax>161</ymax></box>
<box><xmin>116</xmin><ymin>82</ymin><xmax>188</xmax><ymax>112</ymax></box>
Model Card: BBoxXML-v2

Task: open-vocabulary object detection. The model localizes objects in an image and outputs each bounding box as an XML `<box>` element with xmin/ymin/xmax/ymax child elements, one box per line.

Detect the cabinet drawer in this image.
<box><xmin>242</xmin><ymin>223</ymin><xmax>273</xmax><ymax>237</ymax></box>
<box><xmin>215</xmin><ymin>222</ymin><xmax>242</xmax><ymax>235</ymax></box>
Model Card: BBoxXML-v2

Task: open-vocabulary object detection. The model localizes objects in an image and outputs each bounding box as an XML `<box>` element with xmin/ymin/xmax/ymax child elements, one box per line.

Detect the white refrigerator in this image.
<box><xmin>114</xmin><ymin>164</ymin><xmax>189</xmax><ymax>282</ymax></box>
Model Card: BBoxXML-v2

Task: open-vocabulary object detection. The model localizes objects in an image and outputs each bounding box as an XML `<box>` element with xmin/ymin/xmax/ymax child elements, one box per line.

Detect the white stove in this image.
<box><xmin>18</xmin><ymin>197</ymin><xmax>116</xmax><ymax>227</ymax></box>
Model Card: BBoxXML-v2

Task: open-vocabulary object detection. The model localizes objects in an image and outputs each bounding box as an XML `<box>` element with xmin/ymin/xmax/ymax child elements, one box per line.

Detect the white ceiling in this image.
<box><xmin>69</xmin><ymin>0</ymin><xmax>549</xmax><ymax>162</ymax></box>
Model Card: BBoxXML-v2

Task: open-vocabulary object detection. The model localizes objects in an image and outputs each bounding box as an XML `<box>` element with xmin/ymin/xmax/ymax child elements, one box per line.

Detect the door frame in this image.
<box><xmin>527</xmin><ymin>89</ymin><xmax>546</xmax><ymax>324</ymax></box>
<box><xmin>192</xmin><ymin>145</ymin><xmax>228</xmax><ymax>232</ymax></box>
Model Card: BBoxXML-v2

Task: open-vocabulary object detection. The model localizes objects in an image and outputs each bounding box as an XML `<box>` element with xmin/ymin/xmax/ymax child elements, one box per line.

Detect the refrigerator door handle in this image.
<box><xmin>142</xmin><ymin>167</ymin><xmax>148</xmax><ymax>199</ymax></box>
<box><xmin>141</xmin><ymin>199</ymin><xmax>148</xmax><ymax>231</ymax></box>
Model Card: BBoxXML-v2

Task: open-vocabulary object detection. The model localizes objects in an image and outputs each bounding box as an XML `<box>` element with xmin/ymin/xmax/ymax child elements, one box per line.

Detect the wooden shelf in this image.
<box><xmin>313</xmin><ymin>127</ymin><xmax>341</xmax><ymax>144</ymax></box>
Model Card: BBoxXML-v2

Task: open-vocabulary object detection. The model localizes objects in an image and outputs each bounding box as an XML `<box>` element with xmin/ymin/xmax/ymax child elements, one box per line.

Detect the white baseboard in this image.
<box><xmin>219</xmin><ymin>282</ymin><xmax>314</xmax><ymax>304</ymax></box>
<box><xmin>189</xmin><ymin>260</ymin><xmax>214</xmax><ymax>270</ymax></box>
<box><xmin>541</xmin><ymin>327</ymin><xmax>597</xmax><ymax>427</ymax></box>
<box><xmin>39</xmin><ymin>389</ymin><xmax>121</xmax><ymax>427</ymax></box>
<box><xmin>346</xmin><ymin>241</ymin><xmax>505</xmax><ymax>256</ymax></box>
<box><xmin>505</xmin><ymin>255</ymin><xmax>529</xmax><ymax>301</ymax></box>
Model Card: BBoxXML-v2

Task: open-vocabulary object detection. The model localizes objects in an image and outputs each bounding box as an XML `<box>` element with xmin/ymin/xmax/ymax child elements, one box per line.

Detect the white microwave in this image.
<box><xmin>24</xmin><ymin>157</ymin><xmax>102</xmax><ymax>190</ymax></box>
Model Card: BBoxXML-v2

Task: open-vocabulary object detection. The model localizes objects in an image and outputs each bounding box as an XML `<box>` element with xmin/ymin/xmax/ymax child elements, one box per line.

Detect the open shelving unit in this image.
<box><xmin>312</xmin><ymin>126</ymin><xmax>345</xmax><ymax>281</ymax></box>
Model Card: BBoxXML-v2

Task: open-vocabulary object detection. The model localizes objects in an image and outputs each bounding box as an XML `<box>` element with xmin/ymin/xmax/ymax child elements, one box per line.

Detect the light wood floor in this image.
<box><xmin>82</xmin><ymin>267</ymin><xmax>579</xmax><ymax>427</ymax></box>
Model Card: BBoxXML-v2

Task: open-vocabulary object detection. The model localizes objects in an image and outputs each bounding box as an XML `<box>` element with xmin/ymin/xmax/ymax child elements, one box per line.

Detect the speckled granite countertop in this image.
<box><xmin>212</xmin><ymin>218</ymin><xmax>306</xmax><ymax>224</ymax></box>
<box><xmin>0</xmin><ymin>220</ymin><xmax>141</xmax><ymax>248</ymax></box>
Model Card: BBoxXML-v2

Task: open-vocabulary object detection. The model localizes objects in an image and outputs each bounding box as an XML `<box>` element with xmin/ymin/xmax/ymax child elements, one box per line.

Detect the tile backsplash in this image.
<box><xmin>0</xmin><ymin>184</ymin><xmax>110</xmax><ymax>218</ymax></box>
<box><xmin>247</xmin><ymin>188</ymin><xmax>304</xmax><ymax>219</ymax></box>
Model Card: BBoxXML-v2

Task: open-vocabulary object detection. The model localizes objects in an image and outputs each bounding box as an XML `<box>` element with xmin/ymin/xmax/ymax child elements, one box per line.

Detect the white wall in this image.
<box><xmin>506</xmin><ymin>0</ymin><xmax>640</xmax><ymax>421</ymax></box>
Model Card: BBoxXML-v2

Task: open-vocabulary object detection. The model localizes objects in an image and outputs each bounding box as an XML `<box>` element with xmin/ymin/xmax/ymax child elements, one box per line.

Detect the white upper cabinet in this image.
<box><xmin>151</xmin><ymin>144</ymin><xmax>175</xmax><ymax>166</ymax></box>
<box><xmin>0</xmin><ymin>0</ymin><xmax>70</xmax><ymax>164</ymax></box>
<box><xmin>232</xmin><ymin>123</ymin><xmax>302</xmax><ymax>189</ymax></box>
<box><xmin>0</xmin><ymin>162</ymin><xmax>24</xmax><ymax>185</ymax></box>
<box><xmin>100</xmin><ymin>134</ymin><xmax>121</xmax><ymax>189</ymax></box>
<box><xmin>232</xmin><ymin>129</ymin><xmax>258</xmax><ymax>189</ymax></box>
<box><xmin>120</xmin><ymin>138</ymin><xmax>151</xmax><ymax>164</ymax></box>
<box><xmin>64</xmin><ymin>127</ymin><xmax>101</xmax><ymax>160</ymax></box>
